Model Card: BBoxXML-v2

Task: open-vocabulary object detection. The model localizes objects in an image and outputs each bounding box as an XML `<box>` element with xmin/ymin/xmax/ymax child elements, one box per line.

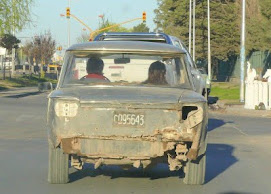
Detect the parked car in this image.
<box><xmin>47</xmin><ymin>41</ymin><xmax>208</xmax><ymax>185</ymax></box>
<box><xmin>94</xmin><ymin>32</ymin><xmax>210</xmax><ymax>97</ymax></box>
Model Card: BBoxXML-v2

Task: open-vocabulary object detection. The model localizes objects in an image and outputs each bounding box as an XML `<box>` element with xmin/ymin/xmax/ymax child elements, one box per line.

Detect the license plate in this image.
<box><xmin>113</xmin><ymin>111</ymin><xmax>145</xmax><ymax>127</ymax></box>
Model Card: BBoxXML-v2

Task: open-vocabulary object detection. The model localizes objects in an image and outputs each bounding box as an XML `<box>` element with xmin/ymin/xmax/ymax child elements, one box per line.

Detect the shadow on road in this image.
<box><xmin>4</xmin><ymin>91</ymin><xmax>42</xmax><ymax>98</ymax></box>
<box><xmin>205</xmin><ymin>143</ymin><xmax>237</xmax><ymax>183</ymax></box>
<box><xmin>69</xmin><ymin>143</ymin><xmax>237</xmax><ymax>184</ymax></box>
<box><xmin>208</xmin><ymin>118</ymin><xmax>234</xmax><ymax>132</ymax></box>
<box><xmin>69</xmin><ymin>163</ymin><xmax>182</xmax><ymax>183</ymax></box>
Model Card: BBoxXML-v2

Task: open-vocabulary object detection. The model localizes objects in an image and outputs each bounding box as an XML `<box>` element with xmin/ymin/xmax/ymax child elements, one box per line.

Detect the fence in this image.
<box><xmin>245</xmin><ymin>81</ymin><xmax>271</xmax><ymax>110</ymax></box>
<box><xmin>215</xmin><ymin>51</ymin><xmax>271</xmax><ymax>81</ymax></box>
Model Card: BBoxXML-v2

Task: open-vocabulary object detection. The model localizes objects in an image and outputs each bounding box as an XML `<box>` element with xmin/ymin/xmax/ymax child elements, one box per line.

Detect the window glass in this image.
<box><xmin>59</xmin><ymin>51</ymin><xmax>192</xmax><ymax>89</ymax></box>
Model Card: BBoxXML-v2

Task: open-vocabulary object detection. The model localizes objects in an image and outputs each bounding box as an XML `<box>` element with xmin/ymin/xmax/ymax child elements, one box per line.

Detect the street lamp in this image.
<box><xmin>240</xmin><ymin>0</ymin><xmax>246</xmax><ymax>102</ymax></box>
<box><xmin>207</xmin><ymin>0</ymin><xmax>211</xmax><ymax>81</ymax></box>
<box><xmin>11</xmin><ymin>0</ymin><xmax>16</xmax><ymax>77</ymax></box>
<box><xmin>192</xmin><ymin>0</ymin><xmax>196</xmax><ymax>61</ymax></box>
<box><xmin>189</xmin><ymin>0</ymin><xmax>192</xmax><ymax>54</ymax></box>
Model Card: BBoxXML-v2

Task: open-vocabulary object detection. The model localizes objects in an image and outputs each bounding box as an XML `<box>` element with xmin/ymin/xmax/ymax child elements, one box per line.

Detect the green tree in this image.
<box><xmin>154</xmin><ymin>0</ymin><xmax>271</xmax><ymax>60</ymax></box>
<box><xmin>260</xmin><ymin>0</ymin><xmax>271</xmax><ymax>20</ymax></box>
<box><xmin>154</xmin><ymin>0</ymin><xmax>271</xmax><ymax>80</ymax></box>
<box><xmin>0</xmin><ymin>0</ymin><xmax>33</xmax><ymax>35</ymax></box>
<box><xmin>0</xmin><ymin>34</ymin><xmax>20</xmax><ymax>54</ymax></box>
<box><xmin>132</xmin><ymin>23</ymin><xmax>150</xmax><ymax>32</ymax></box>
<box><xmin>154</xmin><ymin>0</ymin><xmax>240</xmax><ymax>62</ymax></box>
<box><xmin>245</xmin><ymin>0</ymin><xmax>271</xmax><ymax>54</ymax></box>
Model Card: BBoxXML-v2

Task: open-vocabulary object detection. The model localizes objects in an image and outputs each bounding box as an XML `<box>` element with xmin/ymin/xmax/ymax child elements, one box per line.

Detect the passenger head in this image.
<box><xmin>147</xmin><ymin>61</ymin><xmax>167</xmax><ymax>85</ymax></box>
<box><xmin>86</xmin><ymin>57</ymin><xmax>104</xmax><ymax>74</ymax></box>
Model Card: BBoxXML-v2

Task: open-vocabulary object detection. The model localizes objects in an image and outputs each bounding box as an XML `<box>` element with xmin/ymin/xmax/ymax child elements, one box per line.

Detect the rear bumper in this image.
<box><xmin>61</xmin><ymin>135</ymin><xmax>194</xmax><ymax>159</ymax></box>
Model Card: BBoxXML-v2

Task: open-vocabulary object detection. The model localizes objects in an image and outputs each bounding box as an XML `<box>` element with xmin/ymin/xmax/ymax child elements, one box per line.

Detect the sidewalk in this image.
<box><xmin>209</xmin><ymin>103</ymin><xmax>271</xmax><ymax>118</ymax></box>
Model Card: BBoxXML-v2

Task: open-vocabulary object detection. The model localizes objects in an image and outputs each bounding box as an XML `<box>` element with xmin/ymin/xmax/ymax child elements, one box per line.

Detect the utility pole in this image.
<box><xmin>189</xmin><ymin>0</ymin><xmax>192</xmax><ymax>54</ymax></box>
<box><xmin>192</xmin><ymin>0</ymin><xmax>196</xmax><ymax>61</ymax></box>
<box><xmin>11</xmin><ymin>0</ymin><xmax>15</xmax><ymax>77</ymax></box>
<box><xmin>207</xmin><ymin>0</ymin><xmax>211</xmax><ymax>80</ymax></box>
<box><xmin>240</xmin><ymin>0</ymin><xmax>246</xmax><ymax>102</ymax></box>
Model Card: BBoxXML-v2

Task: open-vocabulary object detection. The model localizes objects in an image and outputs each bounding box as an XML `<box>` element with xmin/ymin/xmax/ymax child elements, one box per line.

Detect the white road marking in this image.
<box><xmin>231</xmin><ymin>124</ymin><xmax>248</xmax><ymax>136</ymax></box>
<box><xmin>210</xmin><ymin>114</ymin><xmax>248</xmax><ymax>136</ymax></box>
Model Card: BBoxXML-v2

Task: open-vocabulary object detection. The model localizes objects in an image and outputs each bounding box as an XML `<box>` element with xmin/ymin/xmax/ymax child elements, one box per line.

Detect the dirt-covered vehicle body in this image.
<box><xmin>47</xmin><ymin>41</ymin><xmax>208</xmax><ymax>184</ymax></box>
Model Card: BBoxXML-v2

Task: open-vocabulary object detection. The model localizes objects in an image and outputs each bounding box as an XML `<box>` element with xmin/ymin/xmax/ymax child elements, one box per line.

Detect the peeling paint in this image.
<box><xmin>48</xmin><ymin>92</ymin><xmax>207</xmax><ymax>170</ymax></box>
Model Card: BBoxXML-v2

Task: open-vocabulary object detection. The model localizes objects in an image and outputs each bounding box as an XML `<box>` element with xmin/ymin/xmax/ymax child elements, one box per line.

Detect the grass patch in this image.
<box><xmin>210</xmin><ymin>82</ymin><xmax>240</xmax><ymax>102</ymax></box>
<box><xmin>0</xmin><ymin>75</ymin><xmax>57</xmax><ymax>90</ymax></box>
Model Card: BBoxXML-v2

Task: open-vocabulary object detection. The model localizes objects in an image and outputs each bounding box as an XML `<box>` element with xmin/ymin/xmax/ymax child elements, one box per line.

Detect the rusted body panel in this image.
<box><xmin>47</xmin><ymin>86</ymin><xmax>207</xmax><ymax>169</ymax></box>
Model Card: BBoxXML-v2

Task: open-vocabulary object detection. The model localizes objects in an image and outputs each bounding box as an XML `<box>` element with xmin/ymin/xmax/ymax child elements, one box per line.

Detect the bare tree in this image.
<box><xmin>23</xmin><ymin>31</ymin><xmax>56</xmax><ymax>65</ymax></box>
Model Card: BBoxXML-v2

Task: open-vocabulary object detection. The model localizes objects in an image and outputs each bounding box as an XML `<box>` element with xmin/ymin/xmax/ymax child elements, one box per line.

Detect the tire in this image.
<box><xmin>183</xmin><ymin>147</ymin><xmax>206</xmax><ymax>185</ymax></box>
<box><xmin>48</xmin><ymin>143</ymin><xmax>69</xmax><ymax>184</ymax></box>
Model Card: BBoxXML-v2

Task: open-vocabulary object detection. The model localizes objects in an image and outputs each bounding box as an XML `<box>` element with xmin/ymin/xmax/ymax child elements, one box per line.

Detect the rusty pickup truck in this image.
<box><xmin>47</xmin><ymin>41</ymin><xmax>208</xmax><ymax>184</ymax></box>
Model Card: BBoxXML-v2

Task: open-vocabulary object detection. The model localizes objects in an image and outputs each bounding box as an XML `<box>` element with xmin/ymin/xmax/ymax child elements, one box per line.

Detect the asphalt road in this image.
<box><xmin>0</xmin><ymin>92</ymin><xmax>271</xmax><ymax>194</ymax></box>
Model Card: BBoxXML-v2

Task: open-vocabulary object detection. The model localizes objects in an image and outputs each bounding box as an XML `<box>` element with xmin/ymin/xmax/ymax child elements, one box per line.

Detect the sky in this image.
<box><xmin>17</xmin><ymin>0</ymin><xmax>158</xmax><ymax>48</ymax></box>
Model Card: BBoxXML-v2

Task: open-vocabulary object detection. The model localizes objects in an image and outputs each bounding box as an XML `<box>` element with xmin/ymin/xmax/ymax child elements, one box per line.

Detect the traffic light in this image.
<box><xmin>57</xmin><ymin>46</ymin><xmax>62</xmax><ymax>51</ymax></box>
<box><xmin>142</xmin><ymin>11</ymin><xmax>146</xmax><ymax>22</ymax></box>
<box><xmin>66</xmin><ymin>7</ymin><xmax>70</xmax><ymax>18</ymax></box>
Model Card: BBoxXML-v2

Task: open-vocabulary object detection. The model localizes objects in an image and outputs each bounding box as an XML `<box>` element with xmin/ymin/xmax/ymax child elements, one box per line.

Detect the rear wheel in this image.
<box><xmin>48</xmin><ymin>143</ymin><xmax>69</xmax><ymax>184</ymax></box>
<box><xmin>183</xmin><ymin>143</ymin><xmax>206</xmax><ymax>185</ymax></box>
